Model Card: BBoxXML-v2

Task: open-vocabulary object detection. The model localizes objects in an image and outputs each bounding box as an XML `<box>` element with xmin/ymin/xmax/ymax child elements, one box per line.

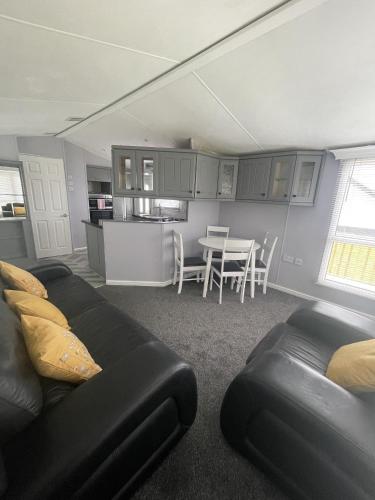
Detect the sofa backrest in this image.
<box><xmin>0</xmin><ymin>278</ymin><xmax>43</xmax><ymax>444</ymax></box>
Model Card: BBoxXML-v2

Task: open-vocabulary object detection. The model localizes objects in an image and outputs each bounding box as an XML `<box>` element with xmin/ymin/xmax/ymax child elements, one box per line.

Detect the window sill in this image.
<box><xmin>0</xmin><ymin>217</ymin><xmax>27</xmax><ymax>222</ymax></box>
<box><xmin>316</xmin><ymin>279</ymin><xmax>375</xmax><ymax>301</ymax></box>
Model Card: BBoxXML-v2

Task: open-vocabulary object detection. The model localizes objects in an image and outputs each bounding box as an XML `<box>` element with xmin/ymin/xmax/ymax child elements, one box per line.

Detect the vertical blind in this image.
<box><xmin>319</xmin><ymin>157</ymin><xmax>375</xmax><ymax>295</ymax></box>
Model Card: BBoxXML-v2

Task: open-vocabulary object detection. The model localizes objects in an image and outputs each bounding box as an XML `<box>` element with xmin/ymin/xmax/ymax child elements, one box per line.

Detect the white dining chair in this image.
<box><xmin>209</xmin><ymin>238</ymin><xmax>254</xmax><ymax>304</ymax></box>
<box><xmin>237</xmin><ymin>232</ymin><xmax>278</xmax><ymax>295</ymax></box>
<box><xmin>204</xmin><ymin>226</ymin><xmax>230</xmax><ymax>261</ymax></box>
<box><xmin>173</xmin><ymin>231</ymin><xmax>207</xmax><ymax>294</ymax></box>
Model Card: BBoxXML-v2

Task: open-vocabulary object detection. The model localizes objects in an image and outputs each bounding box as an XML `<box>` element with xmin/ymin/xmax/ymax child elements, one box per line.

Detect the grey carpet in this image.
<box><xmin>98</xmin><ymin>281</ymin><xmax>304</xmax><ymax>500</ymax></box>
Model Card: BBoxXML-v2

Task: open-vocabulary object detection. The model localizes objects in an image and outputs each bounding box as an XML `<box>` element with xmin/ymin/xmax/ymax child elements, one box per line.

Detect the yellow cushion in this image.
<box><xmin>0</xmin><ymin>261</ymin><xmax>47</xmax><ymax>299</ymax></box>
<box><xmin>4</xmin><ymin>290</ymin><xmax>70</xmax><ymax>330</ymax></box>
<box><xmin>326</xmin><ymin>339</ymin><xmax>375</xmax><ymax>392</ymax></box>
<box><xmin>21</xmin><ymin>315</ymin><xmax>102</xmax><ymax>383</ymax></box>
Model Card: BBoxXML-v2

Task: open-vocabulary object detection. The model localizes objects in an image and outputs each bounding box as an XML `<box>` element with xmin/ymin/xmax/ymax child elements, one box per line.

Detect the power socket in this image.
<box><xmin>295</xmin><ymin>258</ymin><xmax>303</xmax><ymax>266</ymax></box>
<box><xmin>283</xmin><ymin>255</ymin><xmax>294</xmax><ymax>264</ymax></box>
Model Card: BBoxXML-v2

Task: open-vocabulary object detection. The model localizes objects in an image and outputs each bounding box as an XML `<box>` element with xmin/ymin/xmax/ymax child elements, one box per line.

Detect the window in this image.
<box><xmin>0</xmin><ymin>163</ymin><xmax>26</xmax><ymax>218</ymax></box>
<box><xmin>319</xmin><ymin>157</ymin><xmax>375</xmax><ymax>297</ymax></box>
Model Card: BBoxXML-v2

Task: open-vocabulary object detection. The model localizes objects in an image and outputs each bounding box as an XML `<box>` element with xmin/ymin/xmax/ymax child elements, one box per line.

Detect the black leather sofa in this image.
<box><xmin>0</xmin><ymin>260</ymin><xmax>197</xmax><ymax>499</ymax></box>
<box><xmin>221</xmin><ymin>301</ymin><xmax>375</xmax><ymax>500</ymax></box>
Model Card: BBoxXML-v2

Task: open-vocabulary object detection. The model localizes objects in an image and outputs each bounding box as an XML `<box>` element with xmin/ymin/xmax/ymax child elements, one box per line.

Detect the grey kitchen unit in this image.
<box><xmin>84</xmin><ymin>221</ymin><xmax>105</xmax><ymax>277</ymax></box>
<box><xmin>112</xmin><ymin>146</ymin><xmax>322</xmax><ymax>205</ymax></box>
<box><xmin>87</xmin><ymin>165</ymin><xmax>112</xmax><ymax>182</ymax></box>
<box><xmin>236</xmin><ymin>151</ymin><xmax>323</xmax><ymax>205</ymax></box>
<box><xmin>159</xmin><ymin>151</ymin><xmax>196</xmax><ymax>198</ymax></box>
<box><xmin>112</xmin><ymin>148</ymin><xmax>159</xmax><ymax>196</ymax></box>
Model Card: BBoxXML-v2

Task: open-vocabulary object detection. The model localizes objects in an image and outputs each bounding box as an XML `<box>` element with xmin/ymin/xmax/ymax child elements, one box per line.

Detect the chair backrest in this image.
<box><xmin>173</xmin><ymin>231</ymin><xmax>184</xmax><ymax>265</ymax></box>
<box><xmin>260</xmin><ymin>232</ymin><xmax>278</xmax><ymax>270</ymax></box>
<box><xmin>222</xmin><ymin>238</ymin><xmax>255</xmax><ymax>274</ymax></box>
<box><xmin>206</xmin><ymin>225</ymin><xmax>230</xmax><ymax>238</ymax></box>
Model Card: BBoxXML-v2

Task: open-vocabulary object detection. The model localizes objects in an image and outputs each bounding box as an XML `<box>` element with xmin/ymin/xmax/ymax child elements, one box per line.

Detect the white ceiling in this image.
<box><xmin>1</xmin><ymin>0</ymin><xmax>375</xmax><ymax>157</ymax></box>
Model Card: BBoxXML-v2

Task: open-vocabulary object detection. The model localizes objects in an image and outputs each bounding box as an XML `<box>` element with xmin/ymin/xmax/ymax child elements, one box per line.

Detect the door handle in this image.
<box><xmin>61</xmin><ymin>213</ymin><xmax>68</xmax><ymax>217</ymax></box>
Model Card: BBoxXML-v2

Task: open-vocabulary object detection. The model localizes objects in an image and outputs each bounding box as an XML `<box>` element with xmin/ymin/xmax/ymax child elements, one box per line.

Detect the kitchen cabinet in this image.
<box><xmin>291</xmin><ymin>155</ymin><xmax>321</xmax><ymax>204</ymax></box>
<box><xmin>86</xmin><ymin>166</ymin><xmax>111</xmax><ymax>183</ymax></box>
<box><xmin>236</xmin><ymin>157</ymin><xmax>272</xmax><ymax>200</ymax></box>
<box><xmin>135</xmin><ymin>150</ymin><xmax>158</xmax><ymax>195</ymax></box>
<box><xmin>268</xmin><ymin>155</ymin><xmax>296</xmax><ymax>202</ymax></box>
<box><xmin>85</xmin><ymin>222</ymin><xmax>105</xmax><ymax>277</ymax></box>
<box><xmin>112</xmin><ymin>148</ymin><xmax>137</xmax><ymax>195</ymax></box>
<box><xmin>112</xmin><ymin>149</ymin><xmax>158</xmax><ymax>196</ymax></box>
<box><xmin>217</xmin><ymin>159</ymin><xmax>238</xmax><ymax>200</ymax></box>
<box><xmin>159</xmin><ymin>152</ymin><xmax>196</xmax><ymax>198</ymax></box>
<box><xmin>195</xmin><ymin>155</ymin><xmax>220</xmax><ymax>199</ymax></box>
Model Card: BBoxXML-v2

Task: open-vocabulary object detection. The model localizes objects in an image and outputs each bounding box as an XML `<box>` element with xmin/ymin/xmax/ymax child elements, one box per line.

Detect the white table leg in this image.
<box><xmin>250</xmin><ymin>248</ymin><xmax>255</xmax><ymax>298</ymax></box>
<box><xmin>203</xmin><ymin>248</ymin><xmax>212</xmax><ymax>298</ymax></box>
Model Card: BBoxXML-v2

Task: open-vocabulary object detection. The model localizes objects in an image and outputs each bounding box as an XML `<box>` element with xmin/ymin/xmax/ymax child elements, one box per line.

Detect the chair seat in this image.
<box><xmin>238</xmin><ymin>259</ymin><xmax>266</xmax><ymax>269</ymax></box>
<box><xmin>184</xmin><ymin>256</ymin><xmax>206</xmax><ymax>267</ymax></box>
<box><xmin>211</xmin><ymin>251</ymin><xmax>222</xmax><ymax>259</ymax></box>
<box><xmin>212</xmin><ymin>261</ymin><xmax>242</xmax><ymax>273</ymax></box>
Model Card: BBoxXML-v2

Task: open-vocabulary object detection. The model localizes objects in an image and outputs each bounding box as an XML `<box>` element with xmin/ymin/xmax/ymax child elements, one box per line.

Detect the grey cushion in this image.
<box><xmin>0</xmin><ymin>289</ymin><xmax>43</xmax><ymax>444</ymax></box>
<box><xmin>184</xmin><ymin>256</ymin><xmax>206</xmax><ymax>267</ymax></box>
<box><xmin>212</xmin><ymin>261</ymin><xmax>242</xmax><ymax>273</ymax></box>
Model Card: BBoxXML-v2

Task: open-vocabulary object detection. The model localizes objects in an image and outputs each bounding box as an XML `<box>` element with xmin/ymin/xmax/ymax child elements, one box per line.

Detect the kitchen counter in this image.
<box><xmin>83</xmin><ymin>217</ymin><xmax>186</xmax><ymax>226</ymax></box>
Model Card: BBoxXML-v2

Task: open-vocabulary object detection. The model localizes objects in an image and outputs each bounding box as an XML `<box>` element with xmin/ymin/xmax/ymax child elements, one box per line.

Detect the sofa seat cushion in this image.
<box><xmin>248</xmin><ymin>323</ymin><xmax>334</xmax><ymax>374</ymax></box>
<box><xmin>46</xmin><ymin>274</ymin><xmax>105</xmax><ymax>320</ymax></box>
<box><xmin>69</xmin><ymin>302</ymin><xmax>157</xmax><ymax>367</ymax></box>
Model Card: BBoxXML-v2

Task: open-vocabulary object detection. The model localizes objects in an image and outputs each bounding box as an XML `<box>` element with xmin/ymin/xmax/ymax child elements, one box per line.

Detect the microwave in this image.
<box><xmin>89</xmin><ymin>195</ymin><xmax>112</xmax><ymax>210</ymax></box>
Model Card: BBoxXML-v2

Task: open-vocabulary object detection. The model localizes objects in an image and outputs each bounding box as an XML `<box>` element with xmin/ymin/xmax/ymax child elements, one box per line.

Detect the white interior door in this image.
<box><xmin>20</xmin><ymin>155</ymin><xmax>73</xmax><ymax>258</ymax></box>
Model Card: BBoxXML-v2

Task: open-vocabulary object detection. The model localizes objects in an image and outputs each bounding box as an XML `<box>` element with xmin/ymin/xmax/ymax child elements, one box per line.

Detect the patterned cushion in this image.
<box><xmin>0</xmin><ymin>261</ymin><xmax>48</xmax><ymax>298</ymax></box>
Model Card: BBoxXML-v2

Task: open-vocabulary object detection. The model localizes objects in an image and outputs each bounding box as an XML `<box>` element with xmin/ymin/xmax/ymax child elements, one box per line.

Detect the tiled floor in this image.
<box><xmin>57</xmin><ymin>249</ymin><xmax>105</xmax><ymax>288</ymax></box>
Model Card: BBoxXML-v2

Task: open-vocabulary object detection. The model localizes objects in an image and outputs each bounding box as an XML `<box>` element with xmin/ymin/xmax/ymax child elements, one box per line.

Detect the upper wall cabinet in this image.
<box><xmin>159</xmin><ymin>152</ymin><xmax>196</xmax><ymax>198</ymax></box>
<box><xmin>237</xmin><ymin>157</ymin><xmax>271</xmax><ymax>200</ymax></box>
<box><xmin>217</xmin><ymin>159</ymin><xmax>238</xmax><ymax>200</ymax></box>
<box><xmin>112</xmin><ymin>148</ymin><xmax>158</xmax><ymax>196</ymax></box>
<box><xmin>291</xmin><ymin>155</ymin><xmax>322</xmax><ymax>204</ymax></box>
<box><xmin>195</xmin><ymin>155</ymin><xmax>220</xmax><ymax>199</ymax></box>
<box><xmin>268</xmin><ymin>155</ymin><xmax>296</xmax><ymax>202</ymax></box>
<box><xmin>87</xmin><ymin>166</ymin><xmax>112</xmax><ymax>182</ymax></box>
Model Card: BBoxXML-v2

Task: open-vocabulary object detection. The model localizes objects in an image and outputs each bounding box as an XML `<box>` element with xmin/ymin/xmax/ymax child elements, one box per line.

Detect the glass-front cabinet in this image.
<box><xmin>291</xmin><ymin>155</ymin><xmax>322</xmax><ymax>204</ymax></box>
<box><xmin>136</xmin><ymin>150</ymin><xmax>158</xmax><ymax>195</ymax></box>
<box><xmin>112</xmin><ymin>148</ymin><xmax>158</xmax><ymax>196</ymax></box>
<box><xmin>268</xmin><ymin>155</ymin><xmax>296</xmax><ymax>202</ymax></box>
<box><xmin>217</xmin><ymin>159</ymin><xmax>238</xmax><ymax>199</ymax></box>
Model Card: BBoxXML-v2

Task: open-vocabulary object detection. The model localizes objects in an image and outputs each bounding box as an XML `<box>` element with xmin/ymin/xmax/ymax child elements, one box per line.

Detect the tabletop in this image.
<box><xmin>198</xmin><ymin>236</ymin><xmax>260</xmax><ymax>251</ymax></box>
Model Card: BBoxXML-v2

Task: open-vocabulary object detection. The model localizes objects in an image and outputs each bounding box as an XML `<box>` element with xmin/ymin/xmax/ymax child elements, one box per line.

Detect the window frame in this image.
<box><xmin>318</xmin><ymin>157</ymin><xmax>375</xmax><ymax>300</ymax></box>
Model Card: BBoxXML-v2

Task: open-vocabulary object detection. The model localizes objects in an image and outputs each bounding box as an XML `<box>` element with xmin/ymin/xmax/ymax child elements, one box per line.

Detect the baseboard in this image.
<box><xmin>268</xmin><ymin>282</ymin><xmax>375</xmax><ymax>320</ymax></box>
<box><xmin>74</xmin><ymin>246</ymin><xmax>87</xmax><ymax>252</ymax></box>
<box><xmin>106</xmin><ymin>279</ymin><xmax>173</xmax><ymax>287</ymax></box>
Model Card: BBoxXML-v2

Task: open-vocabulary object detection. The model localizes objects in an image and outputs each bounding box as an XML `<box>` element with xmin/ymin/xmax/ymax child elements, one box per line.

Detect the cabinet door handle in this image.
<box><xmin>284</xmin><ymin>194</ymin><xmax>288</xmax><ymax>197</ymax></box>
<box><xmin>189</xmin><ymin>190</ymin><xmax>193</xmax><ymax>193</ymax></box>
<box><xmin>292</xmin><ymin>194</ymin><xmax>297</xmax><ymax>197</ymax></box>
<box><xmin>261</xmin><ymin>193</ymin><xmax>266</xmax><ymax>196</ymax></box>
<box><xmin>130</xmin><ymin>187</ymin><xmax>135</xmax><ymax>190</ymax></box>
<box><xmin>138</xmin><ymin>187</ymin><xmax>141</xmax><ymax>191</ymax></box>
<box><xmin>218</xmin><ymin>192</ymin><xmax>222</xmax><ymax>195</ymax></box>
<box><xmin>196</xmin><ymin>190</ymin><xmax>201</xmax><ymax>194</ymax></box>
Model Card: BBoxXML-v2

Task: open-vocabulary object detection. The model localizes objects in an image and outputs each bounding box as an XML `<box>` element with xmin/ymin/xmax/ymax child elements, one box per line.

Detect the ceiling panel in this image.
<box><xmin>123</xmin><ymin>73</ymin><xmax>260</xmax><ymax>154</ymax></box>
<box><xmin>197</xmin><ymin>0</ymin><xmax>375</xmax><ymax>150</ymax></box>
<box><xmin>0</xmin><ymin>17</ymin><xmax>173</xmax><ymax>103</ymax></box>
<box><xmin>67</xmin><ymin>110</ymin><xmax>177</xmax><ymax>160</ymax></box>
<box><xmin>0</xmin><ymin>99</ymin><xmax>99</xmax><ymax>135</ymax></box>
<box><xmin>0</xmin><ymin>0</ymin><xmax>283</xmax><ymax>61</ymax></box>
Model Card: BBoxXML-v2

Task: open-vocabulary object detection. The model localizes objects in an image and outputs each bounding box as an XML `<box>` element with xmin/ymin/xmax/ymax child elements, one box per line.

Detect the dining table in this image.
<box><xmin>198</xmin><ymin>236</ymin><xmax>261</xmax><ymax>299</ymax></box>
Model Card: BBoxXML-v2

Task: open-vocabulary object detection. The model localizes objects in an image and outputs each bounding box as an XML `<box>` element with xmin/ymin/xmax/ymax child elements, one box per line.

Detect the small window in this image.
<box><xmin>0</xmin><ymin>163</ymin><xmax>26</xmax><ymax>218</ymax></box>
<box><xmin>319</xmin><ymin>157</ymin><xmax>375</xmax><ymax>297</ymax></box>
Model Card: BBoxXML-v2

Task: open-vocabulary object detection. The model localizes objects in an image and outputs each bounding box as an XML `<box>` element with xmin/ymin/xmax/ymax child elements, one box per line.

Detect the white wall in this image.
<box><xmin>219</xmin><ymin>153</ymin><xmax>375</xmax><ymax>317</ymax></box>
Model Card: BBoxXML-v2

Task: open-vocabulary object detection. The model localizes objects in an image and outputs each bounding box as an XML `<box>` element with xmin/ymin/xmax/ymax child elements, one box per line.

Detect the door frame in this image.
<box><xmin>19</xmin><ymin>154</ymin><xmax>73</xmax><ymax>258</ymax></box>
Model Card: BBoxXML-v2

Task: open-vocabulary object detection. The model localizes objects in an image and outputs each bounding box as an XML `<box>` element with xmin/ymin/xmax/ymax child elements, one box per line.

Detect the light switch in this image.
<box><xmin>283</xmin><ymin>255</ymin><xmax>294</xmax><ymax>264</ymax></box>
<box><xmin>295</xmin><ymin>258</ymin><xmax>303</xmax><ymax>266</ymax></box>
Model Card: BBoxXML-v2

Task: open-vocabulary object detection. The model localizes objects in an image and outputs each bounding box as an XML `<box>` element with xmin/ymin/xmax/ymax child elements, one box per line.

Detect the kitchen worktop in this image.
<box><xmin>82</xmin><ymin>217</ymin><xmax>186</xmax><ymax>226</ymax></box>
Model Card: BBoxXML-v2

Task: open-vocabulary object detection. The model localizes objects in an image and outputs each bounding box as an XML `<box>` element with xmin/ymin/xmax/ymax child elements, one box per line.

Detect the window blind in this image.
<box><xmin>0</xmin><ymin>166</ymin><xmax>23</xmax><ymax>196</ymax></box>
<box><xmin>319</xmin><ymin>157</ymin><xmax>375</xmax><ymax>296</ymax></box>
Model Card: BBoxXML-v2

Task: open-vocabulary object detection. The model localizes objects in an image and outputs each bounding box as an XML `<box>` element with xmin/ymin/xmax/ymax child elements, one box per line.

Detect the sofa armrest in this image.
<box><xmin>221</xmin><ymin>351</ymin><xmax>375</xmax><ymax>495</ymax></box>
<box><xmin>27</xmin><ymin>260</ymin><xmax>72</xmax><ymax>284</ymax></box>
<box><xmin>3</xmin><ymin>341</ymin><xmax>197</xmax><ymax>500</ymax></box>
<box><xmin>287</xmin><ymin>301</ymin><xmax>375</xmax><ymax>347</ymax></box>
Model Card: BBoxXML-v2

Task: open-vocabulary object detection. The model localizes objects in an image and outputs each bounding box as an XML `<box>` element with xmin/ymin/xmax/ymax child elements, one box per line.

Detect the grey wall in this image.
<box><xmin>0</xmin><ymin>136</ymin><xmax>18</xmax><ymax>160</ymax></box>
<box><xmin>219</xmin><ymin>153</ymin><xmax>374</xmax><ymax>317</ymax></box>
<box><xmin>63</xmin><ymin>141</ymin><xmax>110</xmax><ymax>249</ymax></box>
<box><xmin>17</xmin><ymin>136</ymin><xmax>65</xmax><ymax>159</ymax></box>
